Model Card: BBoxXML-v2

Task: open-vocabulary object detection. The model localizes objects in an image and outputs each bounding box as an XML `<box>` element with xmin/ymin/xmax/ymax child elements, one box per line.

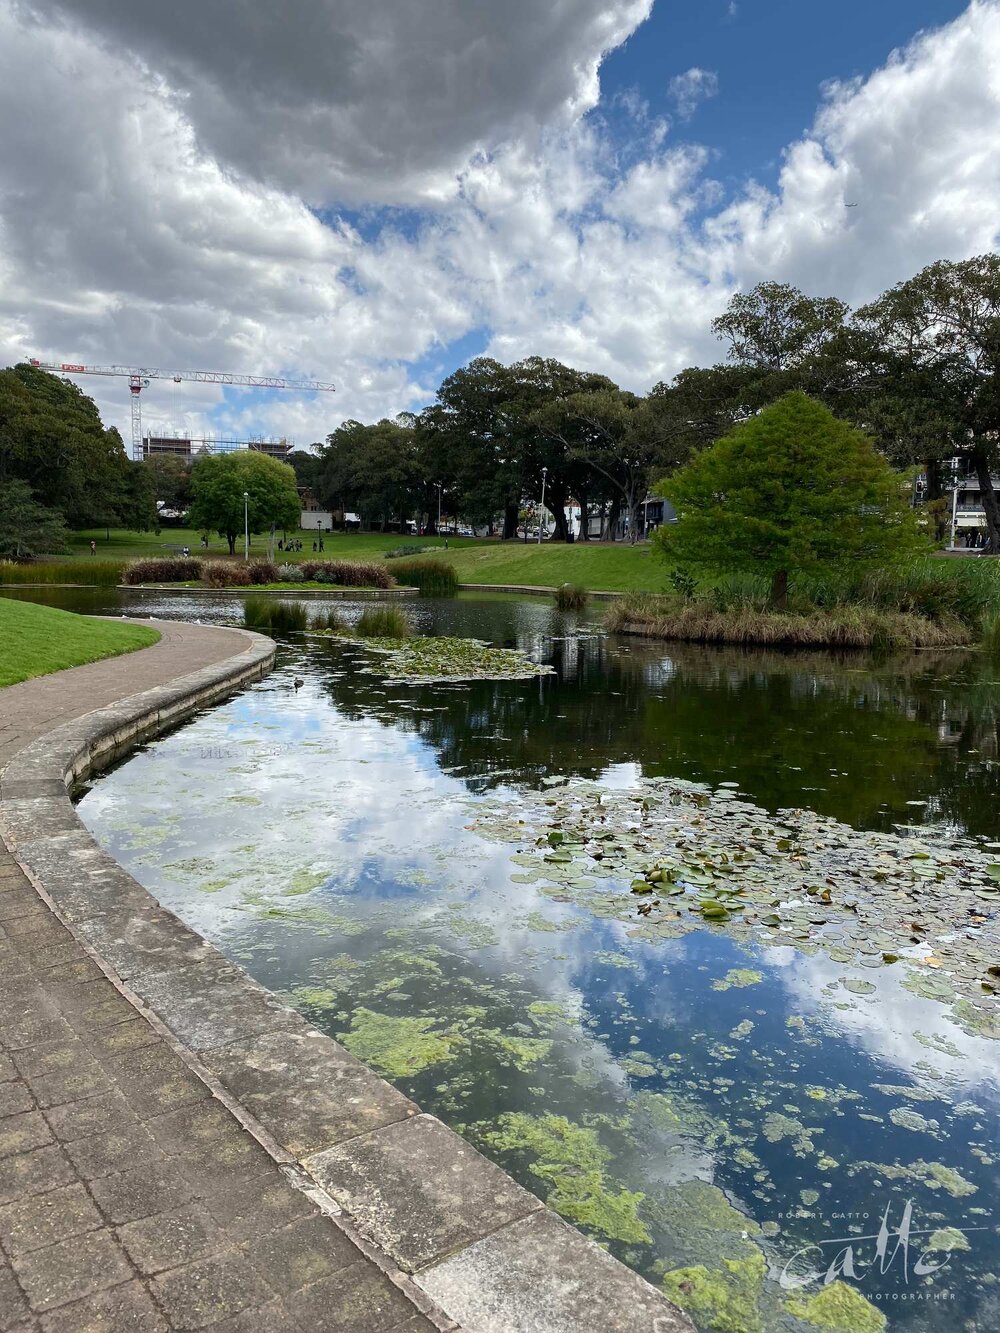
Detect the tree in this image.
<box><xmin>534</xmin><ymin>387</ymin><xmax>668</xmax><ymax>542</ymax></box>
<box><xmin>0</xmin><ymin>364</ymin><xmax>133</xmax><ymax>527</ymax></box>
<box><xmin>286</xmin><ymin>449</ymin><xmax>322</xmax><ymax>494</ymax></box>
<box><xmin>188</xmin><ymin>452</ymin><xmax>300</xmax><ymax>554</ymax></box>
<box><xmin>712</xmin><ymin>282</ymin><xmax>849</xmax><ymax>374</ymax></box>
<box><xmin>0</xmin><ymin>479</ymin><xmax>68</xmax><ymax>559</ymax></box>
<box><xmin>143</xmin><ymin>455</ymin><xmax>192</xmax><ymax>514</ymax></box>
<box><xmin>854</xmin><ymin>255</ymin><xmax>1000</xmax><ymax>550</ymax></box>
<box><xmin>654</xmin><ymin>392</ymin><xmax>927</xmax><ymax>608</ymax></box>
<box><xmin>317</xmin><ymin>418</ymin><xmax>424</xmax><ymax>530</ymax></box>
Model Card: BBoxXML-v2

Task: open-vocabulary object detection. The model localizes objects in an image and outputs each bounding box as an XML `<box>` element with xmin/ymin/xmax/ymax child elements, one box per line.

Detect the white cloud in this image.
<box><xmin>667</xmin><ymin>67</ymin><xmax>720</xmax><ymax>119</ymax></box>
<box><xmin>1</xmin><ymin>0</ymin><xmax>999</xmax><ymax>446</ymax></box>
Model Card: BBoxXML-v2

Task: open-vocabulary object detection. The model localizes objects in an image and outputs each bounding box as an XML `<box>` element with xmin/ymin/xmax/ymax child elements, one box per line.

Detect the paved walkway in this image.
<box><xmin>0</xmin><ymin>624</ymin><xmax>437</xmax><ymax>1332</ymax></box>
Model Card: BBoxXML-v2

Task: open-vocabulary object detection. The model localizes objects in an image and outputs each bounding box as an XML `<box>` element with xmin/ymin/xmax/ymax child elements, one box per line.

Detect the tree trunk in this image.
<box><xmin>771</xmin><ymin>569</ymin><xmax>788</xmax><ymax>609</ymax></box>
<box><xmin>924</xmin><ymin>457</ymin><xmax>948</xmax><ymax>543</ymax></box>
<box><xmin>503</xmin><ymin>498</ymin><xmax>519</xmax><ymax>540</ymax></box>
<box><xmin>577</xmin><ymin>491</ymin><xmax>590</xmax><ymax>541</ymax></box>
<box><xmin>547</xmin><ymin>483</ymin><xmax>571</xmax><ymax>542</ymax></box>
<box><xmin>226</xmin><ymin>532</ymin><xmax>236</xmax><ymax>555</ymax></box>
<box><xmin>972</xmin><ymin>447</ymin><xmax>1000</xmax><ymax>554</ymax></box>
<box><xmin>606</xmin><ymin>499</ymin><xmax>621</xmax><ymax>541</ymax></box>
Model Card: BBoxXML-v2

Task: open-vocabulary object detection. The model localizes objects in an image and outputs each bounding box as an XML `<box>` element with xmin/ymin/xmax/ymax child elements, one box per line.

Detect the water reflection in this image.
<box><xmin>72</xmin><ymin>610</ymin><xmax>1000</xmax><ymax>1332</ymax></box>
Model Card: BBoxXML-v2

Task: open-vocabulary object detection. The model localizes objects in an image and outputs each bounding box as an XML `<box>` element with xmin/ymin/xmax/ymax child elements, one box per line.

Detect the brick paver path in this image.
<box><xmin>0</xmin><ymin>623</ymin><xmax>436</xmax><ymax>1332</ymax></box>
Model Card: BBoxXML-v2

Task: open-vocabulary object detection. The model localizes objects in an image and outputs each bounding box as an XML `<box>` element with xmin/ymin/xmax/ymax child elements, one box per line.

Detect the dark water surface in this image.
<box><xmin>12</xmin><ymin>588</ymin><xmax>998</xmax><ymax>1331</ymax></box>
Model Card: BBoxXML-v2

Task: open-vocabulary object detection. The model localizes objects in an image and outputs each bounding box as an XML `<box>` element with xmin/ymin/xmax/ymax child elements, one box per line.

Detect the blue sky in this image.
<box><xmin>603</xmin><ymin>1</ymin><xmax>970</xmax><ymax>187</ymax></box>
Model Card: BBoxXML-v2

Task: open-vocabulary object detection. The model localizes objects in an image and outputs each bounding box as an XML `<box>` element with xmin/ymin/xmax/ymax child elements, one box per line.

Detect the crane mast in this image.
<box><xmin>28</xmin><ymin>359</ymin><xmax>336</xmax><ymax>461</ymax></box>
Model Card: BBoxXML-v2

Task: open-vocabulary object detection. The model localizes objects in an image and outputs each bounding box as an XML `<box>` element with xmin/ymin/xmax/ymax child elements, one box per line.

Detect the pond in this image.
<box><xmin>14</xmin><ymin>588</ymin><xmax>998</xmax><ymax>1331</ymax></box>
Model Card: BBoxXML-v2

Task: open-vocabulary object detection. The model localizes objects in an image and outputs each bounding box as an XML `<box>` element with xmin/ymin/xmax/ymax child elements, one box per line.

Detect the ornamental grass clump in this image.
<box><xmin>309</xmin><ymin>606</ymin><xmax>348</xmax><ymax>633</ymax></box>
<box><xmin>276</xmin><ymin>563</ymin><xmax>304</xmax><ymax>581</ymax></box>
<box><xmin>355</xmin><ymin>605</ymin><xmax>412</xmax><ymax>638</ymax></box>
<box><xmin>243</xmin><ymin>596</ymin><xmax>308</xmax><ymax>632</ymax></box>
<box><xmin>388</xmin><ymin>558</ymin><xmax>458</xmax><ymax>596</ymax></box>
<box><xmin>246</xmin><ymin>559</ymin><xmax>279</xmax><ymax>585</ymax></box>
<box><xmin>299</xmin><ymin>560</ymin><xmax>395</xmax><ymax>589</ymax></box>
<box><xmin>202</xmin><ymin>560</ymin><xmax>251</xmax><ymax>587</ymax></box>
<box><xmin>554</xmin><ymin>583</ymin><xmax>589</xmax><ymax>611</ymax></box>
<box><xmin>122</xmin><ymin>557</ymin><xmax>202</xmax><ymax>585</ymax></box>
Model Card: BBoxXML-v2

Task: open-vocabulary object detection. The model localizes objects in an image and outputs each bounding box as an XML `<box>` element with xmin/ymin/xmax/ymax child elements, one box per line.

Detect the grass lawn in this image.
<box><xmin>0</xmin><ymin>598</ymin><xmax>160</xmax><ymax>687</ymax></box>
<box><xmin>62</xmin><ymin>528</ymin><xmax>668</xmax><ymax>592</ymax></box>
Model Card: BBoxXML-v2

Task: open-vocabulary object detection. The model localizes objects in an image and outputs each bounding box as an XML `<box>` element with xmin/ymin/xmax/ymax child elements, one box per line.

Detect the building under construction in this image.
<box><xmin>141</xmin><ymin>434</ymin><xmax>292</xmax><ymax>461</ymax></box>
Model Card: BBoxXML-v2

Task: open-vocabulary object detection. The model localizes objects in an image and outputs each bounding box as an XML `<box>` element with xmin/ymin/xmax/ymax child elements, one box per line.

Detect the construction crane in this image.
<box><xmin>28</xmin><ymin>360</ymin><xmax>336</xmax><ymax>461</ymax></box>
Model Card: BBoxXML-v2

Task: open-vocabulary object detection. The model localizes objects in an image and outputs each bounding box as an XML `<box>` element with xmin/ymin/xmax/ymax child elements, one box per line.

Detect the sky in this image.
<box><xmin>0</xmin><ymin>0</ymin><xmax>995</xmax><ymax>452</ymax></box>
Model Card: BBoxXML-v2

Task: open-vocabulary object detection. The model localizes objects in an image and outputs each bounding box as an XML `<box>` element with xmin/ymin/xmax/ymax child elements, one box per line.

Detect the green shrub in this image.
<box><xmin>299</xmin><ymin>559</ymin><xmax>395</xmax><ymax>588</ymax></box>
<box><xmin>388</xmin><ymin>558</ymin><xmax>457</xmax><ymax>596</ymax></box>
<box><xmin>202</xmin><ymin>560</ymin><xmax>251</xmax><ymax>587</ymax></box>
<box><xmin>356</xmin><ymin>605</ymin><xmax>412</xmax><ymax>638</ymax></box>
<box><xmin>385</xmin><ymin>544</ymin><xmax>429</xmax><ymax>559</ymax></box>
<box><xmin>668</xmin><ymin>569</ymin><xmax>697</xmax><ymax>600</ymax></box>
<box><xmin>0</xmin><ymin>559</ymin><xmax>124</xmax><ymax>587</ymax></box>
<box><xmin>554</xmin><ymin>583</ymin><xmax>589</xmax><ymax>610</ymax></box>
<box><xmin>277</xmin><ymin>563</ymin><xmax>304</xmax><ymax>581</ymax></box>
<box><xmin>243</xmin><ymin>596</ymin><xmax>308</xmax><ymax>631</ymax></box>
<box><xmin>123</xmin><ymin>557</ymin><xmax>203</xmax><ymax>585</ymax></box>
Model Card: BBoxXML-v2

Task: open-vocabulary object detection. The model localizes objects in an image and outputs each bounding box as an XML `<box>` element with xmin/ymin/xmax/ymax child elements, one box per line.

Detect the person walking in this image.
<box><xmin>89</xmin><ymin>540</ymin><xmax>96</xmax><ymax>556</ymax></box>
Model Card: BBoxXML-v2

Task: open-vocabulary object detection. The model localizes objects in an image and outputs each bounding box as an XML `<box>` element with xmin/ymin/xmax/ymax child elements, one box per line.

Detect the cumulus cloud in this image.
<box><xmin>1</xmin><ymin>0</ymin><xmax>999</xmax><ymax>446</ymax></box>
<box><xmin>26</xmin><ymin>0</ymin><xmax>653</xmax><ymax>205</ymax></box>
<box><xmin>667</xmin><ymin>67</ymin><xmax>720</xmax><ymax>119</ymax></box>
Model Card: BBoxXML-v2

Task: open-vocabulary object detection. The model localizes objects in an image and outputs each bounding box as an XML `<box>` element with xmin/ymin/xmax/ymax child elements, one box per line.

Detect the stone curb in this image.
<box><xmin>458</xmin><ymin>583</ymin><xmax>622</xmax><ymax>600</ymax></box>
<box><xmin>0</xmin><ymin>626</ymin><xmax>693</xmax><ymax>1333</ymax></box>
<box><xmin>118</xmin><ymin>585</ymin><xmax>419</xmax><ymax>598</ymax></box>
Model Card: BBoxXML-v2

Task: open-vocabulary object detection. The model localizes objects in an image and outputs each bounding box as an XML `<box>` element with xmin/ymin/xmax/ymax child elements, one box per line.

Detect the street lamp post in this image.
<box><xmin>243</xmin><ymin>492</ymin><xmax>250</xmax><ymax>560</ymax></box>
<box><xmin>537</xmin><ymin>467</ymin><xmax>548</xmax><ymax>545</ymax></box>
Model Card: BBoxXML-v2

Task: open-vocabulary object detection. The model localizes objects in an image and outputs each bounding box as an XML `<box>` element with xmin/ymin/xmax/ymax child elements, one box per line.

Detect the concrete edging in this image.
<box><xmin>0</xmin><ymin>628</ymin><xmax>692</xmax><ymax>1333</ymax></box>
<box><xmin>457</xmin><ymin>583</ymin><xmax>622</xmax><ymax>600</ymax></box>
<box><xmin>119</xmin><ymin>584</ymin><xmax>418</xmax><ymax>599</ymax></box>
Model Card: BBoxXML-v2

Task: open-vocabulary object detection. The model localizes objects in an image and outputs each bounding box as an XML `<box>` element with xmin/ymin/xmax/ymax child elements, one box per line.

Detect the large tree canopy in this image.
<box><xmin>188</xmin><ymin>451</ymin><xmax>300</xmax><ymax>554</ymax></box>
<box><xmin>654</xmin><ymin>392</ymin><xmax>927</xmax><ymax>606</ymax></box>
<box><xmin>0</xmin><ymin>364</ymin><xmax>134</xmax><ymax>527</ymax></box>
<box><xmin>854</xmin><ymin>255</ymin><xmax>1000</xmax><ymax>549</ymax></box>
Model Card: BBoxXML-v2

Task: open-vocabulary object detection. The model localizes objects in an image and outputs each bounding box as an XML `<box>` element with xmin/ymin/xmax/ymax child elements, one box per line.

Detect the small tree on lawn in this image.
<box><xmin>653</xmin><ymin>392</ymin><xmax>926</xmax><ymax>608</ymax></box>
<box><xmin>188</xmin><ymin>452</ymin><xmax>300</xmax><ymax>556</ymax></box>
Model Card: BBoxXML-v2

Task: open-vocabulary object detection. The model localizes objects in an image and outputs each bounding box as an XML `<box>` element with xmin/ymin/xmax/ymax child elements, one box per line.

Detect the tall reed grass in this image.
<box><xmin>355</xmin><ymin>605</ymin><xmax>412</xmax><ymax>637</ymax></box>
<box><xmin>607</xmin><ymin>593</ymin><xmax>969</xmax><ymax>649</ymax></box>
<box><xmin>554</xmin><ymin>583</ymin><xmax>589</xmax><ymax>610</ymax></box>
<box><xmin>0</xmin><ymin>559</ymin><xmax>124</xmax><ymax>586</ymax></box>
<box><xmin>387</xmin><ymin>558</ymin><xmax>457</xmax><ymax>596</ymax></box>
<box><xmin>243</xmin><ymin>597</ymin><xmax>309</xmax><ymax>632</ymax></box>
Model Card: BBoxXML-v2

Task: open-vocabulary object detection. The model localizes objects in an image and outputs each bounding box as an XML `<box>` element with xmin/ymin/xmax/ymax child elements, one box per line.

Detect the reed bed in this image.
<box><xmin>386</xmin><ymin>558</ymin><xmax>458</xmax><ymax>596</ymax></box>
<box><xmin>0</xmin><ymin>559</ymin><xmax>125</xmax><ymax>586</ymax></box>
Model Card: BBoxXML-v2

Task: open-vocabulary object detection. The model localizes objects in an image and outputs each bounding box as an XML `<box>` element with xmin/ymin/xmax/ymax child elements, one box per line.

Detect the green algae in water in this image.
<box><xmin>852</xmin><ymin>1158</ymin><xmax>977</xmax><ymax>1198</ymax></box>
<box><xmin>926</xmin><ymin>1226</ymin><xmax>970</xmax><ymax>1252</ymax></box>
<box><xmin>711</xmin><ymin>968</ymin><xmax>764</xmax><ymax>991</ymax></box>
<box><xmin>478</xmin><ymin>1113</ymin><xmax>651</xmax><ymax>1245</ymax></box>
<box><xmin>340</xmin><ymin>1008</ymin><xmax>461</xmax><ymax>1079</ymax></box>
<box><xmin>661</xmin><ymin>1250</ymin><xmax>767</xmax><ymax>1333</ymax></box>
<box><xmin>785</xmin><ymin>1281</ymin><xmax>886</xmax><ymax>1332</ymax></box>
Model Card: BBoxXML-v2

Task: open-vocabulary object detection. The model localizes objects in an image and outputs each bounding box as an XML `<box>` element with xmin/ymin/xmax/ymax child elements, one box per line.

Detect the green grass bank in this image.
<box><xmin>0</xmin><ymin>598</ymin><xmax>160</xmax><ymax>687</ymax></box>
